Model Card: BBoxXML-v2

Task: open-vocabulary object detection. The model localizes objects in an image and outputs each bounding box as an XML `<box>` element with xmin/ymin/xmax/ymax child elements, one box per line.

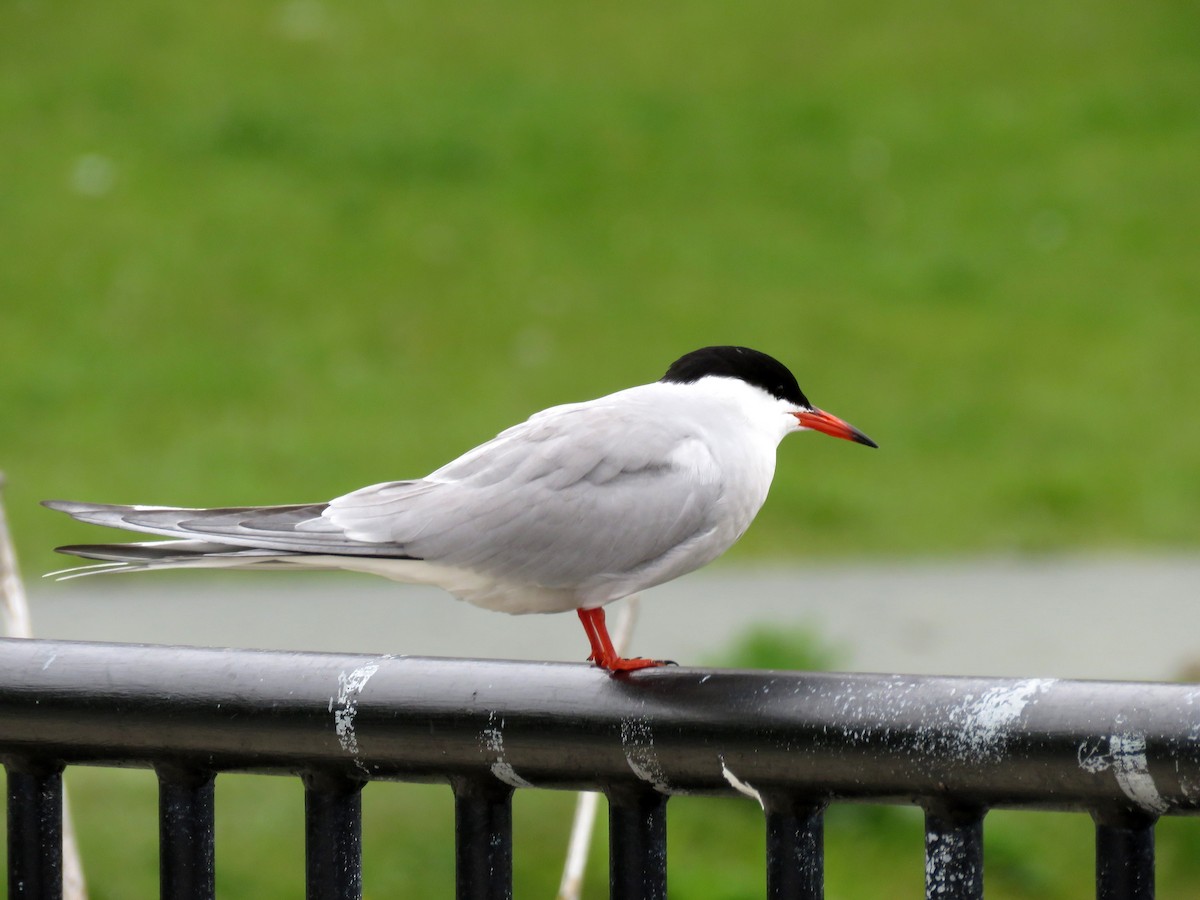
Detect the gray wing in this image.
<box><xmin>45</xmin><ymin>396</ymin><xmax>725</xmax><ymax>583</ymax></box>
<box><xmin>325</xmin><ymin>400</ymin><xmax>724</xmax><ymax>587</ymax></box>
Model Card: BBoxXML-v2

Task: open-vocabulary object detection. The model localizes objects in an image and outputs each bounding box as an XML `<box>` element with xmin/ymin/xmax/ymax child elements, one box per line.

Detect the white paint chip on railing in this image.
<box><xmin>482</xmin><ymin>711</ymin><xmax>533</xmax><ymax>788</ymax></box>
<box><xmin>620</xmin><ymin>715</ymin><xmax>671</xmax><ymax>793</ymax></box>
<box><xmin>720</xmin><ymin>756</ymin><xmax>764</xmax><ymax>809</ymax></box>
<box><xmin>331</xmin><ymin>662</ymin><xmax>380</xmax><ymax>772</ymax></box>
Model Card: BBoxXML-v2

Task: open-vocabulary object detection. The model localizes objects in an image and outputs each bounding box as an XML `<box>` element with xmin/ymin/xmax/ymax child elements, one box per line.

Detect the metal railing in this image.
<box><xmin>1</xmin><ymin>636</ymin><xmax>1198</xmax><ymax>899</ymax></box>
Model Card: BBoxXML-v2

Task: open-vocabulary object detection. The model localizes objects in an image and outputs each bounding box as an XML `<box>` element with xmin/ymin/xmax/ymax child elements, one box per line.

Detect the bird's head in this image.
<box><xmin>661</xmin><ymin>346</ymin><xmax>878</xmax><ymax>448</ymax></box>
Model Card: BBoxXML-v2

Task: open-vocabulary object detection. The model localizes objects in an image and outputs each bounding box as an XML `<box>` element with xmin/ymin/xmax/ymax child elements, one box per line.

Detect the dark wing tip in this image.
<box><xmin>54</xmin><ymin>543</ymin><xmax>167</xmax><ymax>561</ymax></box>
<box><xmin>53</xmin><ymin>543</ymin><xmax>106</xmax><ymax>558</ymax></box>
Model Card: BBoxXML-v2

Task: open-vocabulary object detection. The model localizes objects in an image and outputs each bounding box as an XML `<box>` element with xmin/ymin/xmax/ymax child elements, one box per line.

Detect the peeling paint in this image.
<box><xmin>1112</xmin><ymin>734</ymin><xmax>1169</xmax><ymax>814</ymax></box>
<box><xmin>482</xmin><ymin>711</ymin><xmax>532</xmax><ymax>788</ymax></box>
<box><xmin>1078</xmin><ymin>731</ymin><xmax>1170</xmax><ymax>815</ymax></box>
<box><xmin>332</xmin><ymin>663</ymin><xmax>379</xmax><ymax>774</ymax></box>
<box><xmin>620</xmin><ymin>716</ymin><xmax>670</xmax><ymax>793</ymax></box>
<box><xmin>719</xmin><ymin>756</ymin><xmax>763</xmax><ymax>809</ymax></box>
<box><xmin>1178</xmin><ymin>763</ymin><xmax>1200</xmax><ymax>805</ymax></box>
<box><xmin>1077</xmin><ymin>737</ymin><xmax>1110</xmax><ymax>775</ymax></box>
<box><xmin>925</xmin><ymin>829</ymin><xmax>978</xmax><ymax>897</ymax></box>
<box><xmin>943</xmin><ymin>678</ymin><xmax>1055</xmax><ymax>761</ymax></box>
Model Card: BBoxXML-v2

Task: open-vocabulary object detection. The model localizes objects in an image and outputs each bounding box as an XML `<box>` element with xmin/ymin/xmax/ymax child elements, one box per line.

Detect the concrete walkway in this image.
<box><xmin>28</xmin><ymin>555</ymin><xmax>1200</xmax><ymax>682</ymax></box>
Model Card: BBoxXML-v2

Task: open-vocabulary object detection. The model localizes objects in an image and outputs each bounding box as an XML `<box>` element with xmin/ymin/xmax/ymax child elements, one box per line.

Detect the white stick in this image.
<box><xmin>556</xmin><ymin>791</ymin><xmax>602</xmax><ymax>900</ymax></box>
<box><xmin>555</xmin><ymin>596</ymin><xmax>641</xmax><ymax>900</ymax></box>
<box><xmin>61</xmin><ymin>793</ymin><xmax>88</xmax><ymax>900</ymax></box>
<box><xmin>0</xmin><ymin>473</ymin><xmax>32</xmax><ymax>639</ymax></box>
<box><xmin>0</xmin><ymin>473</ymin><xmax>89</xmax><ymax>900</ymax></box>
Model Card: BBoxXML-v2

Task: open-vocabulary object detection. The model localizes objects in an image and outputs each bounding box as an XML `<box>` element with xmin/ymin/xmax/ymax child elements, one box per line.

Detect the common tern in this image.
<box><xmin>45</xmin><ymin>345</ymin><xmax>876</xmax><ymax>671</ymax></box>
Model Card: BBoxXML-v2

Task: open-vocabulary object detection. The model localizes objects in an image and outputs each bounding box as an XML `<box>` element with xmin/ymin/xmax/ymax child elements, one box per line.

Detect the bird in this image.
<box><xmin>44</xmin><ymin>346</ymin><xmax>876</xmax><ymax>671</ymax></box>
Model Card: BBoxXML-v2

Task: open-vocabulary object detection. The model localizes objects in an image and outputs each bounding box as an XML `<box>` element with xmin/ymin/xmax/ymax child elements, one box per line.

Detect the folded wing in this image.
<box><xmin>46</xmin><ymin>396</ymin><xmax>726</xmax><ymax>592</ymax></box>
<box><xmin>325</xmin><ymin>401</ymin><xmax>724</xmax><ymax>589</ymax></box>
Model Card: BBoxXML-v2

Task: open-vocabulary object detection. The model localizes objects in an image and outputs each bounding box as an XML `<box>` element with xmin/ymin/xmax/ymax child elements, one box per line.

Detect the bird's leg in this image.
<box><xmin>576</xmin><ymin>607</ymin><xmax>666</xmax><ymax>672</ymax></box>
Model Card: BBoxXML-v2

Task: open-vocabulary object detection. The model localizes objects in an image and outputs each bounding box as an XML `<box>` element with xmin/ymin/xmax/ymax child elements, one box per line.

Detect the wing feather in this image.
<box><xmin>323</xmin><ymin>401</ymin><xmax>724</xmax><ymax>589</ymax></box>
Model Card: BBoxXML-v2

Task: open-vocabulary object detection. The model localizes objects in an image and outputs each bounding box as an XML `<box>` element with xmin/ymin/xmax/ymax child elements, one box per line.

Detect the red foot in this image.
<box><xmin>576</xmin><ymin>607</ymin><xmax>671</xmax><ymax>673</ymax></box>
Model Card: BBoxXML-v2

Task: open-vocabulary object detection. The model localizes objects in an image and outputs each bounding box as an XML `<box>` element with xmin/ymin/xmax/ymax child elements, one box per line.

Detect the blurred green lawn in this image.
<box><xmin>2</xmin><ymin>0</ymin><xmax>1198</xmax><ymax>575</ymax></box>
<box><xmin>2</xmin><ymin>1</ymin><xmax>1200</xmax><ymax>896</ymax></box>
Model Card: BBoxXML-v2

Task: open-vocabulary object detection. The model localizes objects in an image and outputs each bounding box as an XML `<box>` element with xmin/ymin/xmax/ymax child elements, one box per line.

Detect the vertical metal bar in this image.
<box><xmin>6</xmin><ymin>761</ymin><xmax>64</xmax><ymax>900</ymax></box>
<box><xmin>763</xmin><ymin>795</ymin><xmax>825</xmax><ymax>900</ymax></box>
<box><xmin>452</xmin><ymin>777</ymin><xmax>514</xmax><ymax>900</ymax></box>
<box><xmin>607</xmin><ymin>787</ymin><xmax>667</xmax><ymax>900</ymax></box>
<box><xmin>303</xmin><ymin>773</ymin><xmax>363</xmax><ymax>900</ymax></box>
<box><xmin>157</xmin><ymin>766</ymin><xmax>215</xmax><ymax>900</ymax></box>
<box><xmin>1095</xmin><ymin>813</ymin><xmax>1155</xmax><ymax>900</ymax></box>
<box><xmin>924</xmin><ymin>804</ymin><xmax>984</xmax><ymax>900</ymax></box>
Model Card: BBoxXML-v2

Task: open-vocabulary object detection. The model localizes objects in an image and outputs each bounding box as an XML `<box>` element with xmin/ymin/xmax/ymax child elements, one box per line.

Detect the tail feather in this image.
<box><xmin>47</xmin><ymin>539</ymin><xmax>311</xmax><ymax>580</ymax></box>
<box><xmin>41</xmin><ymin>499</ymin><xmax>419</xmax><ymax>558</ymax></box>
<box><xmin>56</xmin><ymin>539</ymin><xmax>292</xmax><ymax>562</ymax></box>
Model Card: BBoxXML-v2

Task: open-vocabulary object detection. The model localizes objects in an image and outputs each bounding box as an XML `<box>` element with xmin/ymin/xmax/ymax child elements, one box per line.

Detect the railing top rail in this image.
<box><xmin>1</xmin><ymin>637</ymin><xmax>1197</xmax><ymax>820</ymax></box>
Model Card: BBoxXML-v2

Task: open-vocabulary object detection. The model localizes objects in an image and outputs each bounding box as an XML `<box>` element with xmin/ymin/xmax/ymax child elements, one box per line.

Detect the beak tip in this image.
<box><xmin>795</xmin><ymin>409</ymin><xmax>877</xmax><ymax>449</ymax></box>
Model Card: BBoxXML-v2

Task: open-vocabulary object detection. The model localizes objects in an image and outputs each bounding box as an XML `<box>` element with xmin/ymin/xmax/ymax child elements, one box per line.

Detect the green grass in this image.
<box><xmin>2</xmin><ymin>0</ymin><xmax>1199</xmax><ymax>575</ymax></box>
<box><xmin>2</xmin><ymin>5</ymin><xmax>1199</xmax><ymax>891</ymax></box>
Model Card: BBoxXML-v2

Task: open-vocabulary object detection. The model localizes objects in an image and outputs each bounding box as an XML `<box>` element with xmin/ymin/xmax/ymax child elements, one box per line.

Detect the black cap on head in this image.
<box><xmin>661</xmin><ymin>346</ymin><xmax>812</xmax><ymax>409</ymax></box>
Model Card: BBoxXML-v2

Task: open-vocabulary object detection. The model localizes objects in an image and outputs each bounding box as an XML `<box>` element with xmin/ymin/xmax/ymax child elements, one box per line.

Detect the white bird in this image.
<box><xmin>44</xmin><ymin>346</ymin><xmax>876</xmax><ymax>671</ymax></box>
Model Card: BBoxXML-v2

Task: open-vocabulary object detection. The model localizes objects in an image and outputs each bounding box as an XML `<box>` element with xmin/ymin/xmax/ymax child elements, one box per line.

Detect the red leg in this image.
<box><xmin>576</xmin><ymin>607</ymin><xmax>668</xmax><ymax>672</ymax></box>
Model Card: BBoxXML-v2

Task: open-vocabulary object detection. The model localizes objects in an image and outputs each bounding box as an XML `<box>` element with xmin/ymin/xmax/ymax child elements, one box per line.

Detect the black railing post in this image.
<box><xmin>763</xmin><ymin>794</ymin><xmax>826</xmax><ymax>900</ymax></box>
<box><xmin>157</xmin><ymin>765</ymin><xmax>215</xmax><ymax>900</ymax></box>
<box><xmin>6</xmin><ymin>760</ymin><xmax>64</xmax><ymax>900</ymax></box>
<box><xmin>1095</xmin><ymin>812</ymin><xmax>1155</xmax><ymax>900</ymax></box>
<box><xmin>303</xmin><ymin>772</ymin><xmax>364</xmax><ymax>900</ymax></box>
<box><xmin>924</xmin><ymin>803</ymin><xmax>985</xmax><ymax>900</ymax></box>
<box><xmin>452</xmin><ymin>777</ymin><xmax>514</xmax><ymax>900</ymax></box>
<box><xmin>607</xmin><ymin>786</ymin><xmax>667</xmax><ymax>900</ymax></box>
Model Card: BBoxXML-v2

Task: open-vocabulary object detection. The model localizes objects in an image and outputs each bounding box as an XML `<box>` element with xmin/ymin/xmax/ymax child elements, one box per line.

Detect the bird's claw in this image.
<box><xmin>590</xmin><ymin>655</ymin><xmax>673</xmax><ymax>673</ymax></box>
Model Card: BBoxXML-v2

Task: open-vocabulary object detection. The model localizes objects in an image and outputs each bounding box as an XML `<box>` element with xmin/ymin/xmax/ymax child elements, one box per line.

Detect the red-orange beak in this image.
<box><xmin>794</xmin><ymin>409</ymin><xmax>878</xmax><ymax>448</ymax></box>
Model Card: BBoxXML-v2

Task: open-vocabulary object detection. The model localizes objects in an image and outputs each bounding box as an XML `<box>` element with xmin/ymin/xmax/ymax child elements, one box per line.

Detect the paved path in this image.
<box><xmin>28</xmin><ymin>556</ymin><xmax>1200</xmax><ymax>682</ymax></box>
